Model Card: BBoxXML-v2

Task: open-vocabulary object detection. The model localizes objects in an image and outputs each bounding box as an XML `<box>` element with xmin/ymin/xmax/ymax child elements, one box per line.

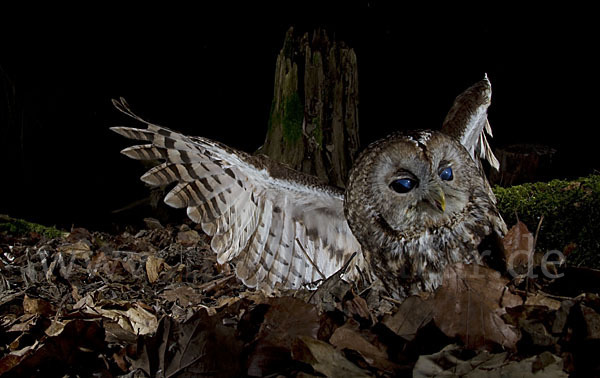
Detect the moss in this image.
<box><xmin>0</xmin><ymin>214</ymin><xmax>66</xmax><ymax>239</ymax></box>
<box><xmin>282</xmin><ymin>92</ymin><xmax>304</xmax><ymax>143</ymax></box>
<box><xmin>494</xmin><ymin>175</ymin><xmax>600</xmax><ymax>268</ymax></box>
<box><xmin>312</xmin><ymin>51</ymin><xmax>321</xmax><ymax>66</ymax></box>
<box><xmin>312</xmin><ymin>117</ymin><xmax>323</xmax><ymax>147</ymax></box>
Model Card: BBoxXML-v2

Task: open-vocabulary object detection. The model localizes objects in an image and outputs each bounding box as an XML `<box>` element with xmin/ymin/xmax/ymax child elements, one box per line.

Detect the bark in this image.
<box><xmin>257</xmin><ymin>27</ymin><xmax>360</xmax><ymax>188</ymax></box>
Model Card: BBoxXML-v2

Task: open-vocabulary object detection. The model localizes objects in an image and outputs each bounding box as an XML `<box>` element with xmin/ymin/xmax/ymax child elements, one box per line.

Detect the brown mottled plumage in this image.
<box><xmin>345</xmin><ymin>130</ymin><xmax>505</xmax><ymax>299</ymax></box>
<box><xmin>111</xmin><ymin>75</ymin><xmax>505</xmax><ymax>299</ymax></box>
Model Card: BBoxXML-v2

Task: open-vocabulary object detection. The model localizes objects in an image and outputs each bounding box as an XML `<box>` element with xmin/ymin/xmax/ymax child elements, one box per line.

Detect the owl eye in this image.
<box><xmin>390</xmin><ymin>178</ymin><xmax>417</xmax><ymax>193</ymax></box>
<box><xmin>440</xmin><ymin>167</ymin><xmax>453</xmax><ymax>181</ymax></box>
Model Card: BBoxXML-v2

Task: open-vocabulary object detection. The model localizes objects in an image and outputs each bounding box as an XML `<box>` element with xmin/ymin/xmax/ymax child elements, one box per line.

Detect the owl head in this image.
<box><xmin>344</xmin><ymin>130</ymin><xmax>487</xmax><ymax>253</ymax></box>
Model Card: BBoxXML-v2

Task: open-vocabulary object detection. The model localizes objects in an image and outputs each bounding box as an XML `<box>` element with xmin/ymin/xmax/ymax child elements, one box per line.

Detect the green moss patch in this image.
<box><xmin>494</xmin><ymin>175</ymin><xmax>600</xmax><ymax>267</ymax></box>
<box><xmin>282</xmin><ymin>92</ymin><xmax>304</xmax><ymax>143</ymax></box>
<box><xmin>0</xmin><ymin>214</ymin><xmax>66</xmax><ymax>239</ymax></box>
<box><xmin>311</xmin><ymin>117</ymin><xmax>323</xmax><ymax>147</ymax></box>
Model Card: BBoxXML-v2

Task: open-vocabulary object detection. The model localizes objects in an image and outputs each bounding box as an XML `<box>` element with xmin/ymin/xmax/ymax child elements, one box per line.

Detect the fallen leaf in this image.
<box><xmin>503</xmin><ymin>221</ymin><xmax>534</xmax><ymax>274</ymax></box>
<box><xmin>58</xmin><ymin>240</ymin><xmax>92</xmax><ymax>260</ymax></box>
<box><xmin>292</xmin><ymin>335</ymin><xmax>371</xmax><ymax>377</ymax></box>
<box><xmin>130</xmin><ymin>310</ymin><xmax>243</xmax><ymax>377</ymax></box>
<box><xmin>145</xmin><ymin>255</ymin><xmax>170</xmax><ymax>284</ymax></box>
<box><xmin>525</xmin><ymin>293</ymin><xmax>562</xmax><ymax>310</ymax></box>
<box><xmin>160</xmin><ymin>285</ymin><xmax>203</xmax><ymax>307</ymax></box>
<box><xmin>552</xmin><ymin>300</ymin><xmax>577</xmax><ymax>334</ymax></box>
<box><xmin>259</xmin><ymin>297</ymin><xmax>319</xmax><ymax>348</ymax></box>
<box><xmin>6</xmin><ymin>314</ymin><xmax>39</xmax><ymax>333</ymax></box>
<box><xmin>308</xmin><ymin>265</ymin><xmax>353</xmax><ymax>313</ymax></box>
<box><xmin>0</xmin><ymin>319</ymin><xmax>105</xmax><ymax>377</ymax></box>
<box><xmin>76</xmin><ymin>294</ymin><xmax>158</xmax><ymax>335</ymax></box>
<box><xmin>431</xmin><ymin>263</ymin><xmax>521</xmax><ymax>350</ymax></box>
<box><xmin>382</xmin><ymin>295</ymin><xmax>433</xmax><ymax>341</ymax></box>
<box><xmin>65</xmin><ymin>227</ymin><xmax>92</xmax><ymax>243</ymax></box>
<box><xmin>247</xmin><ymin>297</ymin><xmax>320</xmax><ymax>376</ymax></box>
<box><xmin>177</xmin><ymin>229</ymin><xmax>201</xmax><ymax>247</ymax></box>
<box><xmin>143</xmin><ymin>217</ymin><xmax>163</xmax><ymax>229</ymax></box>
<box><xmin>23</xmin><ymin>295</ymin><xmax>54</xmax><ymax>317</ymax></box>
<box><xmin>519</xmin><ymin>317</ymin><xmax>558</xmax><ymax>347</ymax></box>
<box><xmin>329</xmin><ymin>319</ymin><xmax>399</xmax><ymax>374</ymax></box>
<box><xmin>413</xmin><ymin>344</ymin><xmax>566</xmax><ymax>377</ymax></box>
<box><xmin>44</xmin><ymin>319</ymin><xmax>69</xmax><ymax>337</ymax></box>
<box><xmin>343</xmin><ymin>294</ymin><xmax>373</xmax><ymax>325</ymax></box>
<box><xmin>580</xmin><ymin>305</ymin><xmax>600</xmax><ymax>340</ymax></box>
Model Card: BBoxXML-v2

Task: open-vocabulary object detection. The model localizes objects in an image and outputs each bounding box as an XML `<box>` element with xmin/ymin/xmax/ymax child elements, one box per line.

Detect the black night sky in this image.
<box><xmin>1</xmin><ymin>3</ymin><xmax>597</xmax><ymax>230</ymax></box>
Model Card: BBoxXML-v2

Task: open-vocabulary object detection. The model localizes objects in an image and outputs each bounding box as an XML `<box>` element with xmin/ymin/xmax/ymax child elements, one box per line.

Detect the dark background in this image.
<box><xmin>1</xmin><ymin>3</ymin><xmax>597</xmax><ymax>230</ymax></box>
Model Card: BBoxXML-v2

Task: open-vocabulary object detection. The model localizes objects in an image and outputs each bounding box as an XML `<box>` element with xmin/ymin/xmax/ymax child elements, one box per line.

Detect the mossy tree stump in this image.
<box><xmin>257</xmin><ymin>27</ymin><xmax>360</xmax><ymax>188</ymax></box>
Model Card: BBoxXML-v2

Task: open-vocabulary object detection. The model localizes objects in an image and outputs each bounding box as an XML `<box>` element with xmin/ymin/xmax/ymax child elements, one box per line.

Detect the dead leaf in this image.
<box><xmin>0</xmin><ymin>319</ymin><xmax>106</xmax><ymax>377</ymax></box>
<box><xmin>160</xmin><ymin>285</ymin><xmax>203</xmax><ymax>307</ymax></box>
<box><xmin>308</xmin><ymin>264</ymin><xmax>353</xmax><ymax>313</ymax></box>
<box><xmin>581</xmin><ymin>305</ymin><xmax>600</xmax><ymax>340</ymax></box>
<box><xmin>516</xmin><ymin>314</ymin><xmax>559</xmax><ymax>347</ymax></box>
<box><xmin>292</xmin><ymin>335</ymin><xmax>371</xmax><ymax>377</ymax></box>
<box><xmin>382</xmin><ymin>295</ymin><xmax>433</xmax><ymax>341</ymax></box>
<box><xmin>259</xmin><ymin>297</ymin><xmax>319</xmax><ymax>348</ymax></box>
<box><xmin>58</xmin><ymin>240</ymin><xmax>92</xmax><ymax>260</ymax></box>
<box><xmin>89</xmin><ymin>251</ymin><xmax>131</xmax><ymax>282</ymax></box>
<box><xmin>413</xmin><ymin>344</ymin><xmax>566</xmax><ymax>377</ymax></box>
<box><xmin>143</xmin><ymin>217</ymin><xmax>163</xmax><ymax>229</ymax></box>
<box><xmin>44</xmin><ymin>319</ymin><xmax>68</xmax><ymax>337</ymax></box>
<box><xmin>130</xmin><ymin>310</ymin><xmax>243</xmax><ymax>377</ymax></box>
<box><xmin>329</xmin><ymin>319</ymin><xmax>399</xmax><ymax>374</ymax></box>
<box><xmin>76</xmin><ymin>294</ymin><xmax>158</xmax><ymax>335</ymax></box>
<box><xmin>525</xmin><ymin>293</ymin><xmax>562</xmax><ymax>310</ymax></box>
<box><xmin>65</xmin><ymin>227</ymin><xmax>92</xmax><ymax>243</ymax></box>
<box><xmin>343</xmin><ymin>294</ymin><xmax>373</xmax><ymax>324</ymax></box>
<box><xmin>145</xmin><ymin>255</ymin><xmax>170</xmax><ymax>284</ymax></box>
<box><xmin>431</xmin><ymin>263</ymin><xmax>521</xmax><ymax>350</ymax></box>
<box><xmin>176</xmin><ymin>229</ymin><xmax>201</xmax><ymax>247</ymax></box>
<box><xmin>23</xmin><ymin>295</ymin><xmax>54</xmax><ymax>317</ymax></box>
<box><xmin>6</xmin><ymin>314</ymin><xmax>40</xmax><ymax>334</ymax></box>
<box><xmin>503</xmin><ymin>221</ymin><xmax>534</xmax><ymax>274</ymax></box>
<box><xmin>552</xmin><ymin>300</ymin><xmax>577</xmax><ymax>334</ymax></box>
<box><xmin>214</xmin><ymin>295</ymin><xmax>240</xmax><ymax>309</ymax></box>
<box><xmin>247</xmin><ymin>297</ymin><xmax>320</xmax><ymax>376</ymax></box>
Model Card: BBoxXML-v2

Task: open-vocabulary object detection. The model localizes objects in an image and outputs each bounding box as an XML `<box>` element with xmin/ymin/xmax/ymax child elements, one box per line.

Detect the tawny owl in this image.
<box><xmin>111</xmin><ymin>75</ymin><xmax>505</xmax><ymax>299</ymax></box>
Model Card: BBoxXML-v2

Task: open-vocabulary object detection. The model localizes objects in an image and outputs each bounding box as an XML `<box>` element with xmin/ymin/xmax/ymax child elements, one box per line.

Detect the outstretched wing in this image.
<box><xmin>441</xmin><ymin>74</ymin><xmax>500</xmax><ymax>171</ymax></box>
<box><xmin>110</xmin><ymin>98</ymin><xmax>368</xmax><ymax>291</ymax></box>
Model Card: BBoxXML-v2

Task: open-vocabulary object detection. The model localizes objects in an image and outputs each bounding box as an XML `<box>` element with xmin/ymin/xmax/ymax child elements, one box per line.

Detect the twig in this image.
<box><xmin>197</xmin><ymin>274</ymin><xmax>235</xmax><ymax>293</ymax></box>
<box><xmin>381</xmin><ymin>295</ymin><xmax>404</xmax><ymax>305</ymax></box>
<box><xmin>295</xmin><ymin>238</ymin><xmax>326</xmax><ymax>279</ymax></box>
<box><xmin>533</xmin><ymin>215</ymin><xmax>545</xmax><ymax>252</ymax></box>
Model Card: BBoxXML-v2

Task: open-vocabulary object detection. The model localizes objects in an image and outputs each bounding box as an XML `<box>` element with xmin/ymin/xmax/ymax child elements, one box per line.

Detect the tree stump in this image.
<box><xmin>256</xmin><ymin>27</ymin><xmax>360</xmax><ymax>188</ymax></box>
<box><xmin>489</xmin><ymin>144</ymin><xmax>557</xmax><ymax>186</ymax></box>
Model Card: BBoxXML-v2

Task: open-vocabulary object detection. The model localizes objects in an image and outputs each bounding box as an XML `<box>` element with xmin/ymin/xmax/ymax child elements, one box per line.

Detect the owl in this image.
<box><xmin>111</xmin><ymin>75</ymin><xmax>505</xmax><ymax>299</ymax></box>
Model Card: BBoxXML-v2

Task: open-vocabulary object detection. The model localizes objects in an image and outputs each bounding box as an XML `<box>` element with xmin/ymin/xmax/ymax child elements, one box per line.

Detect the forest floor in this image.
<box><xmin>1</xmin><ymin>216</ymin><xmax>599</xmax><ymax>377</ymax></box>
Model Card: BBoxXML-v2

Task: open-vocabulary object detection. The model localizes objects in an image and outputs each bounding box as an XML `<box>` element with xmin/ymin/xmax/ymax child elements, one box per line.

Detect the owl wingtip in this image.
<box><xmin>109</xmin><ymin>126</ymin><xmax>127</xmax><ymax>136</ymax></box>
<box><xmin>140</xmin><ymin>171</ymin><xmax>159</xmax><ymax>186</ymax></box>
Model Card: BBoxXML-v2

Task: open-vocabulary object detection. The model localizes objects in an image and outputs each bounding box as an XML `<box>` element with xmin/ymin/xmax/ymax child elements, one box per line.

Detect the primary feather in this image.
<box><xmin>110</xmin><ymin>98</ymin><xmax>368</xmax><ymax>292</ymax></box>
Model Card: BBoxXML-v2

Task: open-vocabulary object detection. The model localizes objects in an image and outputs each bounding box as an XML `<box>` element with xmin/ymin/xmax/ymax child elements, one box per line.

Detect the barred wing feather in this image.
<box><xmin>110</xmin><ymin>98</ymin><xmax>367</xmax><ymax>291</ymax></box>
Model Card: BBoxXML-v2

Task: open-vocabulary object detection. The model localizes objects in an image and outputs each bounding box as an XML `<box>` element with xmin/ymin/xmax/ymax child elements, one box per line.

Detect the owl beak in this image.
<box><xmin>426</xmin><ymin>185</ymin><xmax>446</xmax><ymax>212</ymax></box>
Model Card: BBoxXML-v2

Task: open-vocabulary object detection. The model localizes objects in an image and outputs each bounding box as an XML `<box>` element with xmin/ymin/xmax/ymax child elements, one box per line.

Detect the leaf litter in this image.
<box><xmin>1</xmin><ymin>219</ymin><xmax>599</xmax><ymax>376</ymax></box>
